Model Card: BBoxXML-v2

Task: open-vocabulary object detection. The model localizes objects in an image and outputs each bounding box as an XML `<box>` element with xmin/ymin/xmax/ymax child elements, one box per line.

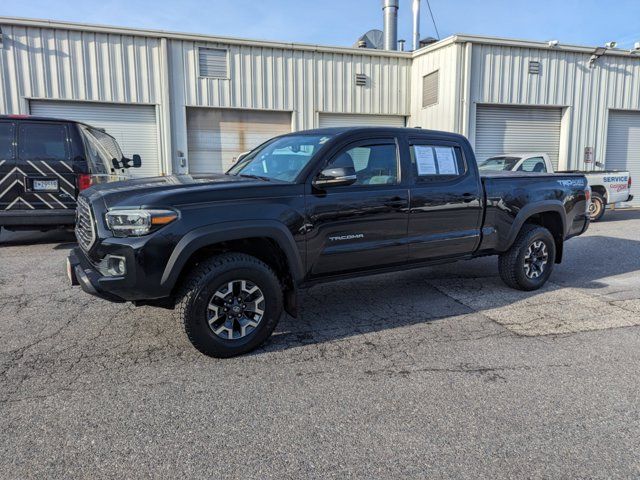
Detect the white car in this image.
<box><xmin>478</xmin><ymin>153</ymin><xmax>633</xmax><ymax>221</ymax></box>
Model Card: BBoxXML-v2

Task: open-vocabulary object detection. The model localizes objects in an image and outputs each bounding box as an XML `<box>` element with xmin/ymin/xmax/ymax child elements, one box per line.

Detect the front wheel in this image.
<box><xmin>589</xmin><ymin>192</ymin><xmax>606</xmax><ymax>222</ymax></box>
<box><xmin>174</xmin><ymin>253</ymin><xmax>283</xmax><ymax>358</ymax></box>
<box><xmin>498</xmin><ymin>224</ymin><xmax>556</xmax><ymax>291</ymax></box>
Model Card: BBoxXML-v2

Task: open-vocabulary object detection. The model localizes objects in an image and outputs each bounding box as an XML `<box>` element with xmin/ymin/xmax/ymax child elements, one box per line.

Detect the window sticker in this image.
<box><xmin>434</xmin><ymin>147</ymin><xmax>458</xmax><ymax>175</ymax></box>
<box><xmin>414</xmin><ymin>146</ymin><xmax>437</xmax><ymax>175</ymax></box>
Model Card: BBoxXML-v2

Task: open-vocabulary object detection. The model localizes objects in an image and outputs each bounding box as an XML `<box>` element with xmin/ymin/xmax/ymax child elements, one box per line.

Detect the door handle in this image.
<box><xmin>384</xmin><ymin>197</ymin><xmax>406</xmax><ymax>208</ymax></box>
<box><xmin>462</xmin><ymin>193</ymin><xmax>475</xmax><ymax>203</ymax></box>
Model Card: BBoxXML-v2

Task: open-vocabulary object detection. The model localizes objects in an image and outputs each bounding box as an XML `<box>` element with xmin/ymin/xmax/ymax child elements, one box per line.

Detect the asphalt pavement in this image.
<box><xmin>1</xmin><ymin>209</ymin><xmax>639</xmax><ymax>479</ymax></box>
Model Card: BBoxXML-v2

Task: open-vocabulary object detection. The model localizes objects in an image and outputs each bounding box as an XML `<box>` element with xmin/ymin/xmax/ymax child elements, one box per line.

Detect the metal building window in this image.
<box><xmin>198</xmin><ymin>48</ymin><xmax>228</xmax><ymax>78</ymax></box>
<box><xmin>422</xmin><ymin>70</ymin><xmax>439</xmax><ymax>108</ymax></box>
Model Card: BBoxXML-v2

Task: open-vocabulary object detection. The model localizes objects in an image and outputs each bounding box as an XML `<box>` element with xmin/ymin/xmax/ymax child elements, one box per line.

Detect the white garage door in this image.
<box><xmin>187</xmin><ymin>108</ymin><xmax>292</xmax><ymax>173</ymax></box>
<box><xmin>319</xmin><ymin>113</ymin><xmax>405</xmax><ymax>128</ymax></box>
<box><xmin>30</xmin><ymin>101</ymin><xmax>160</xmax><ymax>178</ymax></box>
<box><xmin>476</xmin><ymin>105</ymin><xmax>562</xmax><ymax>168</ymax></box>
<box><xmin>606</xmin><ymin>110</ymin><xmax>640</xmax><ymax>206</ymax></box>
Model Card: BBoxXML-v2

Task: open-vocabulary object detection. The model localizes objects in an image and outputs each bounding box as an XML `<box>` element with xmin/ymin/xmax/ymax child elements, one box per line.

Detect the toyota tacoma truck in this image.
<box><xmin>67</xmin><ymin>127</ymin><xmax>590</xmax><ymax>358</ymax></box>
<box><xmin>478</xmin><ymin>152</ymin><xmax>632</xmax><ymax>221</ymax></box>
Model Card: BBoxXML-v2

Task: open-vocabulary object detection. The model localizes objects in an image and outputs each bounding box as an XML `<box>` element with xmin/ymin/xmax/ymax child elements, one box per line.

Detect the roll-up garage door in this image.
<box><xmin>475</xmin><ymin>105</ymin><xmax>562</xmax><ymax>168</ymax></box>
<box><xmin>319</xmin><ymin>113</ymin><xmax>406</xmax><ymax>128</ymax></box>
<box><xmin>187</xmin><ymin>108</ymin><xmax>292</xmax><ymax>173</ymax></box>
<box><xmin>606</xmin><ymin>110</ymin><xmax>640</xmax><ymax>206</ymax></box>
<box><xmin>30</xmin><ymin>101</ymin><xmax>160</xmax><ymax>178</ymax></box>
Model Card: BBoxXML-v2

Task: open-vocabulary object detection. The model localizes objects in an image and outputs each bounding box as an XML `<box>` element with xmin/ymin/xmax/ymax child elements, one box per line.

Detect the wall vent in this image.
<box><xmin>198</xmin><ymin>48</ymin><xmax>228</xmax><ymax>78</ymax></box>
<box><xmin>355</xmin><ymin>73</ymin><xmax>368</xmax><ymax>86</ymax></box>
<box><xmin>529</xmin><ymin>61</ymin><xmax>541</xmax><ymax>75</ymax></box>
<box><xmin>422</xmin><ymin>70</ymin><xmax>439</xmax><ymax>108</ymax></box>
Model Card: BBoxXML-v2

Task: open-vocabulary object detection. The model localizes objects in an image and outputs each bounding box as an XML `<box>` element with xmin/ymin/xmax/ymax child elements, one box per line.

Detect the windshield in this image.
<box><xmin>478</xmin><ymin>156</ymin><xmax>521</xmax><ymax>172</ymax></box>
<box><xmin>227</xmin><ymin>134</ymin><xmax>333</xmax><ymax>182</ymax></box>
<box><xmin>80</xmin><ymin>125</ymin><xmax>124</xmax><ymax>174</ymax></box>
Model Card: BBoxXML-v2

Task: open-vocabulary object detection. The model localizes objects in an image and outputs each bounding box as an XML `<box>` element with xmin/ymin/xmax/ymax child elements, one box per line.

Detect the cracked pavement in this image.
<box><xmin>1</xmin><ymin>210</ymin><xmax>640</xmax><ymax>479</ymax></box>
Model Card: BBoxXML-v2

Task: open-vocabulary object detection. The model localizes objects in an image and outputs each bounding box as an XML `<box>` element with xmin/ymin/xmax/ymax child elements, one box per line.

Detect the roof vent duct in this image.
<box><xmin>412</xmin><ymin>0</ymin><xmax>420</xmax><ymax>50</ymax></box>
<box><xmin>382</xmin><ymin>0</ymin><xmax>399</xmax><ymax>50</ymax></box>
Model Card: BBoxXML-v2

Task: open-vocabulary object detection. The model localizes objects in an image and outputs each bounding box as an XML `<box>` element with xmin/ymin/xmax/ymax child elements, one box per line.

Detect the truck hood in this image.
<box><xmin>82</xmin><ymin>173</ymin><xmax>292</xmax><ymax>208</ymax></box>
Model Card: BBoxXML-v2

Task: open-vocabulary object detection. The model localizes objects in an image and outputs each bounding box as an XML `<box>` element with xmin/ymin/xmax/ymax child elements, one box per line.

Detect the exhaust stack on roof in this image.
<box><xmin>382</xmin><ymin>0</ymin><xmax>399</xmax><ymax>50</ymax></box>
<box><xmin>412</xmin><ymin>0</ymin><xmax>420</xmax><ymax>50</ymax></box>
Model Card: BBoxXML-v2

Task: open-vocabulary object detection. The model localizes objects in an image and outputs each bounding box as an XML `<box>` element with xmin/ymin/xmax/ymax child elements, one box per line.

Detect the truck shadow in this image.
<box><xmin>596</xmin><ymin>208</ymin><xmax>640</xmax><ymax>223</ymax></box>
<box><xmin>0</xmin><ymin>229</ymin><xmax>76</xmax><ymax>248</ymax></box>
<box><xmin>260</xmin><ymin>233</ymin><xmax>640</xmax><ymax>354</ymax></box>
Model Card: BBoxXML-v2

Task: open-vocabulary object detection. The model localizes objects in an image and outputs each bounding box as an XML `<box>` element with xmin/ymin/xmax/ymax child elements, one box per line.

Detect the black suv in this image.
<box><xmin>0</xmin><ymin>115</ymin><xmax>140</xmax><ymax>234</ymax></box>
<box><xmin>68</xmin><ymin>127</ymin><xmax>590</xmax><ymax>357</ymax></box>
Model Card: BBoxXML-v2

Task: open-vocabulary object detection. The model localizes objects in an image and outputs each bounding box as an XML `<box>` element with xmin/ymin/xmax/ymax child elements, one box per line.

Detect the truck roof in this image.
<box><xmin>283</xmin><ymin>126</ymin><xmax>469</xmax><ymax>142</ymax></box>
<box><xmin>0</xmin><ymin>114</ymin><xmax>99</xmax><ymax>129</ymax></box>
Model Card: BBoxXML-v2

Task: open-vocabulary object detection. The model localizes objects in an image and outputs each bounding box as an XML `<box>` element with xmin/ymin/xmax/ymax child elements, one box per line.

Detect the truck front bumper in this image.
<box><xmin>67</xmin><ymin>247</ymin><xmax>127</xmax><ymax>303</ymax></box>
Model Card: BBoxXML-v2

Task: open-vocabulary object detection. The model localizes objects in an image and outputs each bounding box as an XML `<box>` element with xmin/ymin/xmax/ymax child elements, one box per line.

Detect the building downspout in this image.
<box><xmin>461</xmin><ymin>42</ymin><xmax>473</xmax><ymax>143</ymax></box>
<box><xmin>159</xmin><ymin>37</ymin><xmax>173</xmax><ymax>175</ymax></box>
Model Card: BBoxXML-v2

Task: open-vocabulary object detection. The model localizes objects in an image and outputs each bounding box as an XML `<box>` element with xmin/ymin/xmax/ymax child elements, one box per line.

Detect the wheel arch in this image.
<box><xmin>161</xmin><ymin>221</ymin><xmax>304</xmax><ymax>314</ymax></box>
<box><xmin>504</xmin><ymin>202</ymin><xmax>566</xmax><ymax>263</ymax></box>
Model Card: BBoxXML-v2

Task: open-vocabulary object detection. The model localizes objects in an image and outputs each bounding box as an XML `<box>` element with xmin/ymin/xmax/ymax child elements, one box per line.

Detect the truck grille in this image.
<box><xmin>75</xmin><ymin>196</ymin><xmax>96</xmax><ymax>251</ymax></box>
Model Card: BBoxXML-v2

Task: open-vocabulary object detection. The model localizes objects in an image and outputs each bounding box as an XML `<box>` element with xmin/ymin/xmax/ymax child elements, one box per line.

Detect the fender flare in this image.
<box><xmin>503</xmin><ymin>201</ymin><xmax>567</xmax><ymax>251</ymax></box>
<box><xmin>160</xmin><ymin>220</ymin><xmax>304</xmax><ymax>290</ymax></box>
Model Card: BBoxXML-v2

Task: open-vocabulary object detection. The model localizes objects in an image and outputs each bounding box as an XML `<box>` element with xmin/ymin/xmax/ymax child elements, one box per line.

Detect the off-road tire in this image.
<box><xmin>174</xmin><ymin>253</ymin><xmax>283</xmax><ymax>358</ymax></box>
<box><xmin>589</xmin><ymin>192</ymin><xmax>606</xmax><ymax>222</ymax></box>
<box><xmin>498</xmin><ymin>224</ymin><xmax>556</xmax><ymax>291</ymax></box>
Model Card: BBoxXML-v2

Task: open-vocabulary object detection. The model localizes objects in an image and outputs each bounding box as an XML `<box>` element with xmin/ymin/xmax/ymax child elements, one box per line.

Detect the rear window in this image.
<box><xmin>19</xmin><ymin>123</ymin><xmax>68</xmax><ymax>160</ymax></box>
<box><xmin>0</xmin><ymin>123</ymin><xmax>14</xmax><ymax>159</ymax></box>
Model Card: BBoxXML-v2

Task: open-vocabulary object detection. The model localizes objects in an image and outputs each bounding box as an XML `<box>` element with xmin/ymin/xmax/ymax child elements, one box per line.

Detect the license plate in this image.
<box><xmin>33</xmin><ymin>179</ymin><xmax>59</xmax><ymax>192</ymax></box>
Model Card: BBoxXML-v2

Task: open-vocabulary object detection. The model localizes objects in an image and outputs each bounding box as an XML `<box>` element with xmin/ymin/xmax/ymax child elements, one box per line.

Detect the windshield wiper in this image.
<box><xmin>237</xmin><ymin>174</ymin><xmax>273</xmax><ymax>181</ymax></box>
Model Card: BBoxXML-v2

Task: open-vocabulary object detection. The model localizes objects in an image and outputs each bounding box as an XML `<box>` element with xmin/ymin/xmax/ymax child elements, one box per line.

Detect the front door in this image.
<box><xmin>0</xmin><ymin>121</ymin><xmax>17</xmax><ymax>210</ymax></box>
<box><xmin>305</xmin><ymin>138</ymin><xmax>409</xmax><ymax>277</ymax></box>
<box><xmin>16</xmin><ymin>122</ymin><xmax>76</xmax><ymax>211</ymax></box>
<box><xmin>407</xmin><ymin>138</ymin><xmax>484</xmax><ymax>260</ymax></box>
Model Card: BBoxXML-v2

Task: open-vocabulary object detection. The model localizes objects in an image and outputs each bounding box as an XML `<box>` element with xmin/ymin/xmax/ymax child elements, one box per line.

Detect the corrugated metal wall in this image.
<box><xmin>0</xmin><ymin>24</ymin><xmax>163</xmax><ymax>112</ymax></box>
<box><xmin>171</xmin><ymin>40</ymin><xmax>411</xmax><ymax>127</ymax></box>
<box><xmin>409</xmin><ymin>43</ymin><xmax>460</xmax><ymax>132</ymax></box>
<box><xmin>469</xmin><ymin>43</ymin><xmax>640</xmax><ymax>170</ymax></box>
<box><xmin>168</xmin><ymin>39</ymin><xmax>411</xmax><ymax>172</ymax></box>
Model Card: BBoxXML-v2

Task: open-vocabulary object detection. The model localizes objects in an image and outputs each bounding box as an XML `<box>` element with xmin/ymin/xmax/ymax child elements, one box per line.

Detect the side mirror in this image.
<box><xmin>121</xmin><ymin>155</ymin><xmax>142</xmax><ymax>168</ymax></box>
<box><xmin>111</xmin><ymin>158</ymin><xmax>122</xmax><ymax>170</ymax></box>
<box><xmin>313</xmin><ymin>166</ymin><xmax>357</xmax><ymax>188</ymax></box>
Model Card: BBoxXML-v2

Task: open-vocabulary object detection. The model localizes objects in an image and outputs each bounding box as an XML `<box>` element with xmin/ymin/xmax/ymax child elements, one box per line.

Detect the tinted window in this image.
<box><xmin>518</xmin><ymin>157</ymin><xmax>547</xmax><ymax>173</ymax></box>
<box><xmin>0</xmin><ymin>123</ymin><xmax>15</xmax><ymax>159</ymax></box>
<box><xmin>19</xmin><ymin>123</ymin><xmax>68</xmax><ymax>160</ymax></box>
<box><xmin>410</xmin><ymin>144</ymin><xmax>466</xmax><ymax>182</ymax></box>
<box><xmin>326</xmin><ymin>143</ymin><xmax>398</xmax><ymax>186</ymax></box>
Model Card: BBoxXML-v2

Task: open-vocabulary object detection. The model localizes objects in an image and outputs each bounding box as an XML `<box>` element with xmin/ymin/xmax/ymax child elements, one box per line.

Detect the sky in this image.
<box><xmin>2</xmin><ymin>0</ymin><xmax>640</xmax><ymax>50</ymax></box>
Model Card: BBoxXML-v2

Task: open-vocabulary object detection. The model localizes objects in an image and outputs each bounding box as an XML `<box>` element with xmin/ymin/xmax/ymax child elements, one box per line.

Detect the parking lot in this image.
<box><xmin>1</xmin><ymin>210</ymin><xmax>640</xmax><ymax>479</ymax></box>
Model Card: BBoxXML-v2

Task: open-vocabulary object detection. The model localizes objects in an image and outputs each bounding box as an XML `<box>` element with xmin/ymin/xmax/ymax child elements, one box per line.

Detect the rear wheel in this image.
<box><xmin>498</xmin><ymin>224</ymin><xmax>556</xmax><ymax>291</ymax></box>
<box><xmin>175</xmin><ymin>253</ymin><xmax>283</xmax><ymax>358</ymax></box>
<box><xmin>589</xmin><ymin>192</ymin><xmax>606</xmax><ymax>222</ymax></box>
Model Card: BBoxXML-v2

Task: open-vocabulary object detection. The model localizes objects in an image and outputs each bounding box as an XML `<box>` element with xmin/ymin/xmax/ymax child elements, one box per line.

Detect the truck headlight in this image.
<box><xmin>105</xmin><ymin>209</ymin><xmax>178</xmax><ymax>237</ymax></box>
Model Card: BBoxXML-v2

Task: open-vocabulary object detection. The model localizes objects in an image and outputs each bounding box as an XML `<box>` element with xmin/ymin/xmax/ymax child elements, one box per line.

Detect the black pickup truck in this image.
<box><xmin>68</xmin><ymin>127</ymin><xmax>590</xmax><ymax>357</ymax></box>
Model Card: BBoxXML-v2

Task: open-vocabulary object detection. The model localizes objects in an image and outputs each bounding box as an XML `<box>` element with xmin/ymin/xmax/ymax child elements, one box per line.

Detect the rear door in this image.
<box><xmin>0</xmin><ymin>121</ymin><xmax>17</xmax><ymax>210</ymax></box>
<box><xmin>16</xmin><ymin>122</ymin><xmax>76</xmax><ymax>211</ymax></box>
<box><xmin>407</xmin><ymin>137</ymin><xmax>484</xmax><ymax>260</ymax></box>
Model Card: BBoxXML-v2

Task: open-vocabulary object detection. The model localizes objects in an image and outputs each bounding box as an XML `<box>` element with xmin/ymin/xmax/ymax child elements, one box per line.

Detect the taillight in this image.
<box><xmin>585</xmin><ymin>188</ymin><xmax>591</xmax><ymax>202</ymax></box>
<box><xmin>629</xmin><ymin>176</ymin><xmax>632</xmax><ymax>189</ymax></box>
<box><xmin>77</xmin><ymin>173</ymin><xmax>93</xmax><ymax>191</ymax></box>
